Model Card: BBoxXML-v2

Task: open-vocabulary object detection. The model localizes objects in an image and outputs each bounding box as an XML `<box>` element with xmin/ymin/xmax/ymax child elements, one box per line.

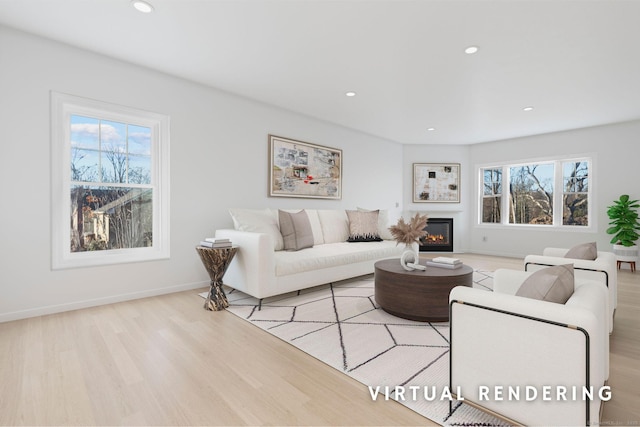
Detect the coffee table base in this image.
<box><xmin>380</xmin><ymin>307</ymin><xmax>448</xmax><ymax>323</ymax></box>
<box><xmin>374</xmin><ymin>259</ymin><xmax>473</xmax><ymax>322</ymax></box>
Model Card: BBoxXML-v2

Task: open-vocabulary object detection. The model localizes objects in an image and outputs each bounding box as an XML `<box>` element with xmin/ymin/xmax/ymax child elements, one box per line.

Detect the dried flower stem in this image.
<box><xmin>388</xmin><ymin>213</ymin><xmax>429</xmax><ymax>245</ymax></box>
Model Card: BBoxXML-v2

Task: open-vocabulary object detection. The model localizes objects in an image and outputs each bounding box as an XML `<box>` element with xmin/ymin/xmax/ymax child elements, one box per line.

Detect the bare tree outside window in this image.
<box><xmin>481</xmin><ymin>168</ymin><xmax>502</xmax><ymax>223</ymax></box>
<box><xmin>70</xmin><ymin>115</ymin><xmax>153</xmax><ymax>252</ymax></box>
<box><xmin>563</xmin><ymin>161</ymin><xmax>589</xmax><ymax>226</ymax></box>
<box><xmin>478</xmin><ymin>158</ymin><xmax>590</xmax><ymax>228</ymax></box>
<box><xmin>508</xmin><ymin>163</ymin><xmax>554</xmax><ymax>225</ymax></box>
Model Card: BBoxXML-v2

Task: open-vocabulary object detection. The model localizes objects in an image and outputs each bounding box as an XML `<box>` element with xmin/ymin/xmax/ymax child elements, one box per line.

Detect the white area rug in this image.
<box><xmin>201</xmin><ymin>270</ymin><xmax>507</xmax><ymax>426</ymax></box>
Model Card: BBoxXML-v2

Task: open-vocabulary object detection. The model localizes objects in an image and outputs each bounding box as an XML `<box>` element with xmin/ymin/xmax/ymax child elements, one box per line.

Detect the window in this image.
<box><xmin>481</xmin><ymin>168</ymin><xmax>502</xmax><ymax>223</ymax></box>
<box><xmin>479</xmin><ymin>157</ymin><xmax>591</xmax><ymax>228</ymax></box>
<box><xmin>562</xmin><ymin>161</ymin><xmax>589</xmax><ymax>226</ymax></box>
<box><xmin>508</xmin><ymin>162</ymin><xmax>554</xmax><ymax>225</ymax></box>
<box><xmin>52</xmin><ymin>92</ymin><xmax>169</xmax><ymax>269</ymax></box>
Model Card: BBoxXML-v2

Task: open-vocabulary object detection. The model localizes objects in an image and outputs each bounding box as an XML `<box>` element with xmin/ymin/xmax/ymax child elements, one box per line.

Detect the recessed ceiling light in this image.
<box><xmin>523</xmin><ymin>106</ymin><xmax>534</xmax><ymax>111</ymax></box>
<box><xmin>464</xmin><ymin>46</ymin><xmax>479</xmax><ymax>54</ymax></box>
<box><xmin>132</xmin><ymin>0</ymin><xmax>154</xmax><ymax>13</ymax></box>
<box><xmin>345</xmin><ymin>91</ymin><xmax>356</xmax><ymax>97</ymax></box>
<box><xmin>427</xmin><ymin>127</ymin><xmax>436</xmax><ymax>131</ymax></box>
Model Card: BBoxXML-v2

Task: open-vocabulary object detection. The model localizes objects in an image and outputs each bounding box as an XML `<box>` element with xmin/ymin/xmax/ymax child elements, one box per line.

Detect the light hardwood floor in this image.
<box><xmin>0</xmin><ymin>254</ymin><xmax>638</xmax><ymax>426</ymax></box>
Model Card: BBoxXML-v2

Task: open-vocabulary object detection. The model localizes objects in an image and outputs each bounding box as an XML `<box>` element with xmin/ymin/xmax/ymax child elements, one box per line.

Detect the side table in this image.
<box><xmin>195</xmin><ymin>246</ymin><xmax>238</xmax><ymax>311</ymax></box>
<box><xmin>617</xmin><ymin>260</ymin><xmax>636</xmax><ymax>272</ymax></box>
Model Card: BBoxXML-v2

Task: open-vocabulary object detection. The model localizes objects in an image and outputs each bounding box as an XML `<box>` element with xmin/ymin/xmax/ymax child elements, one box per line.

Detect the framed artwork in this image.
<box><xmin>268</xmin><ymin>135</ymin><xmax>342</xmax><ymax>199</ymax></box>
<box><xmin>413</xmin><ymin>163</ymin><xmax>460</xmax><ymax>203</ymax></box>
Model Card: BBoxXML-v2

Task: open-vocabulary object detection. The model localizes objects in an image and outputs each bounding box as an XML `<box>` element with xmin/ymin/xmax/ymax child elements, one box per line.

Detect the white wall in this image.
<box><xmin>2</xmin><ymin>24</ymin><xmax>637</xmax><ymax>322</ymax></box>
<box><xmin>403</xmin><ymin>144</ymin><xmax>471</xmax><ymax>253</ymax></box>
<box><xmin>0</xmin><ymin>26</ymin><xmax>403</xmax><ymax>322</ymax></box>
<box><xmin>468</xmin><ymin>121</ymin><xmax>640</xmax><ymax>258</ymax></box>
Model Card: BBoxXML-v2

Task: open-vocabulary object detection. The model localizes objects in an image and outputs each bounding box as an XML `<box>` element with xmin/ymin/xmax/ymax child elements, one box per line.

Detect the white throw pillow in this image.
<box><xmin>229</xmin><ymin>208</ymin><xmax>284</xmax><ymax>251</ymax></box>
<box><xmin>317</xmin><ymin>210</ymin><xmax>350</xmax><ymax>243</ymax></box>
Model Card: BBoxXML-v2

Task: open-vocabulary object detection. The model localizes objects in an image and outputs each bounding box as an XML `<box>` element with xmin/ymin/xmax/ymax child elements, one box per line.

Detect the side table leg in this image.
<box><xmin>204</xmin><ymin>281</ymin><xmax>229</xmax><ymax>311</ymax></box>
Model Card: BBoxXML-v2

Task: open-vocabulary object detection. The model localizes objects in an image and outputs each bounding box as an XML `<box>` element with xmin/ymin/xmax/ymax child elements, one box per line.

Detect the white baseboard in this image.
<box><xmin>468</xmin><ymin>249</ymin><xmax>527</xmax><ymax>259</ymax></box>
<box><xmin>0</xmin><ymin>280</ymin><xmax>209</xmax><ymax>323</ymax></box>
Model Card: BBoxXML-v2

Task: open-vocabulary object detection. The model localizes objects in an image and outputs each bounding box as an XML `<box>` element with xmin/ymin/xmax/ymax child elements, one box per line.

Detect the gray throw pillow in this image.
<box><xmin>516</xmin><ymin>264</ymin><xmax>574</xmax><ymax>304</ymax></box>
<box><xmin>279</xmin><ymin>210</ymin><xmax>314</xmax><ymax>251</ymax></box>
<box><xmin>346</xmin><ymin>210</ymin><xmax>383</xmax><ymax>242</ymax></box>
<box><xmin>564</xmin><ymin>242</ymin><xmax>597</xmax><ymax>260</ymax></box>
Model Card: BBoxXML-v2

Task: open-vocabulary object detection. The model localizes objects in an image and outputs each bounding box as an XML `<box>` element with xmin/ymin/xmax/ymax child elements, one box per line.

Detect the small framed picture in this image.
<box><xmin>413</xmin><ymin>163</ymin><xmax>460</xmax><ymax>203</ymax></box>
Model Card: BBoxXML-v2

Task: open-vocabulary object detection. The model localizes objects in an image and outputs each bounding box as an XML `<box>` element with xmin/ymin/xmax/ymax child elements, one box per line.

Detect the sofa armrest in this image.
<box><xmin>542</xmin><ymin>247</ymin><xmax>570</xmax><ymax>257</ymax></box>
<box><xmin>523</xmin><ymin>252</ymin><xmax>616</xmax><ymax>333</ymax></box>
<box><xmin>524</xmin><ymin>254</ymin><xmax>615</xmax><ymax>287</ymax></box>
<box><xmin>214</xmin><ymin>229</ymin><xmax>276</xmax><ymax>298</ymax></box>
<box><xmin>450</xmin><ymin>285</ymin><xmax>603</xmax><ymax>334</ymax></box>
<box><xmin>531</xmin><ymin>250</ymin><xmax>616</xmax><ymax>279</ymax></box>
<box><xmin>525</xmin><ymin>250</ymin><xmax>617</xmax><ymax>316</ymax></box>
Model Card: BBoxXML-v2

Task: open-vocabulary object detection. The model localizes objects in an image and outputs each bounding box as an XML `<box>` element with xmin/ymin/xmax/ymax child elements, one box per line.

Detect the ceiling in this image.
<box><xmin>2</xmin><ymin>0</ymin><xmax>640</xmax><ymax>145</ymax></box>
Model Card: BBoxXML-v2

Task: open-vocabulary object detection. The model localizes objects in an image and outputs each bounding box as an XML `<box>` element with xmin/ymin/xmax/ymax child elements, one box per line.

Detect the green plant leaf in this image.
<box><xmin>606</xmin><ymin>226</ymin><xmax>620</xmax><ymax>235</ymax></box>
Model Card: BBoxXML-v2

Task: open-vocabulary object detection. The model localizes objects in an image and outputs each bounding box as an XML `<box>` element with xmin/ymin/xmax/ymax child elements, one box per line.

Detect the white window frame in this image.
<box><xmin>51</xmin><ymin>92</ymin><xmax>170</xmax><ymax>269</ymax></box>
<box><xmin>477</xmin><ymin>154</ymin><xmax>595</xmax><ymax>232</ymax></box>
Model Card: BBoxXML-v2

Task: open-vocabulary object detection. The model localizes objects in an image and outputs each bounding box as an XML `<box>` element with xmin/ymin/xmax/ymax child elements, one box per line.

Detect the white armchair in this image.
<box><xmin>449</xmin><ymin>269</ymin><xmax>609</xmax><ymax>427</ymax></box>
<box><xmin>524</xmin><ymin>247</ymin><xmax>617</xmax><ymax>333</ymax></box>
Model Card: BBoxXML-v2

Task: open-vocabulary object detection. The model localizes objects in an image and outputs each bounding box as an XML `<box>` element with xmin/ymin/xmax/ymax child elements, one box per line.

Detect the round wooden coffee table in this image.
<box><xmin>374</xmin><ymin>258</ymin><xmax>473</xmax><ymax>322</ymax></box>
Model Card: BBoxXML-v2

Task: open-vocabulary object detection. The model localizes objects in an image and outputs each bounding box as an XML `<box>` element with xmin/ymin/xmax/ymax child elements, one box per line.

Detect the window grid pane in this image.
<box><xmin>508</xmin><ymin>163</ymin><xmax>554</xmax><ymax>225</ymax></box>
<box><xmin>481</xmin><ymin>168</ymin><xmax>502</xmax><ymax>223</ymax></box>
<box><xmin>562</xmin><ymin>161</ymin><xmax>590</xmax><ymax>226</ymax></box>
<box><xmin>69</xmin><ymin>115</ymin><xmax>154</xmax><ymax>253</ymax></box>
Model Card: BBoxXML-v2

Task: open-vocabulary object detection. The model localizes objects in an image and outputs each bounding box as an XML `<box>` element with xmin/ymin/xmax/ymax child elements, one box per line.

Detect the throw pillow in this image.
<box><xmin>317</xmin><ymin>210</ymin><xmax>350</xmax><ymax>243</ymax></box>
<box><xmin>278</xmin><ymin>210</ymin><xmax>314</xmax><ymax>251</ymax></box>
<box><xmin>516</xmin><ymin>264</ymin><xmax>574</xmax><ymax>304</ymax></box>
<box><xmin>564</xmin><ymin>242</ymin><xmax>597</xmax><ymax>260</ymax></box>
<box><xmin>346</xmin><ymin>210</ymin><xmax>383</xmax><ymax>242</ymax></box>
<box><xmin>357</xmin><ymin>207</ymin><xmax>393</xmax><ymax>240</ymax></box>
<box><xmin>229</xmin><ymin>208</ymin><xmax>284</xmax><ymax>251</ymax></box>
<box><xmin>280</xmin><ymin>209</ymin><xmax>325</xmax><ymax>245</ymax></box>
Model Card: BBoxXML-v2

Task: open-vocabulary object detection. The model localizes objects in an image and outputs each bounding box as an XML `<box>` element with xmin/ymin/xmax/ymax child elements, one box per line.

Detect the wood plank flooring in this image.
<box><xmin>0</xmin><ymin>254</ymin><xmax>638</xmax><ymax>426</ymax></box>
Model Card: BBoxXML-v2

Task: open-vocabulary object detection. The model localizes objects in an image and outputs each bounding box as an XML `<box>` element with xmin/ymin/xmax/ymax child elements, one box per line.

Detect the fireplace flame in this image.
<box><xmin>424</xmin><ymin>234</ymin><xmax>446</xmax><ymax>243</ymax></box>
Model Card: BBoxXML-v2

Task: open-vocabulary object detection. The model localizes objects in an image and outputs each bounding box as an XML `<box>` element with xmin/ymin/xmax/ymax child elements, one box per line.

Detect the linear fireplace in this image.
<box><xmin>419</xmin><ymin>218</ymin><xmax>454</xmax><ymax>252</ymax></box>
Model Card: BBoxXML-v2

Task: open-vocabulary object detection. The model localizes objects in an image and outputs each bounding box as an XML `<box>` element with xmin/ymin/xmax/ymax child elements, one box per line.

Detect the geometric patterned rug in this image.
<box><xmin>202</xmin><ymin>270</ymin><xmax>508</xmax><ymax>426</ymax></box>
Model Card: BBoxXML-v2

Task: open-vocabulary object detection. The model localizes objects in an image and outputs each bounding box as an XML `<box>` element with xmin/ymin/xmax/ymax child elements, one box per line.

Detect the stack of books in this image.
<box><xmin>199</xmin><ymin>237</ymin><xmax>232</xmax><ymax>249</ymax></box>
<box><xmin>426</xmin><ymin>256</ymin><xmax>463</xmax><ymax>269</ymax></box>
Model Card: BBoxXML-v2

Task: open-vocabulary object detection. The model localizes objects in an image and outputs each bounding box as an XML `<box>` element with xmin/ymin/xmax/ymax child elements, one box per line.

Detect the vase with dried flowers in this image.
<box><xmin>388</xmin><ymin>213</ymin><xmax>429</xmax><ymax>270</ymax></box>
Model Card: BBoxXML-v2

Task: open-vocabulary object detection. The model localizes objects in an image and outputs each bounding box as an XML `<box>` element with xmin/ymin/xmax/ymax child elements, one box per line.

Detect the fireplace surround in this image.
<box><xmin>419</xmin><ymin>218</ymin><xmax>453</xmax><ymax>252</ymax></box>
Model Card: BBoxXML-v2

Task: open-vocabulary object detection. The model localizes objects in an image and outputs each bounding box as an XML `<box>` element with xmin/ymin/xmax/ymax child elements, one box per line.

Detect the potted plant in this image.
<box><xmin>606</xmin><ymin>194</ymin><xmax>640</xmax><ymax>261</ymax></box>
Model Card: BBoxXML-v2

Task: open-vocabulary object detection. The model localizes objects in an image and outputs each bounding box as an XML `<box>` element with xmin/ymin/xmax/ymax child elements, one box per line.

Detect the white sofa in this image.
<box><xmin>214</xmin><ymin>208</ymin><xmax>404</xmax><ymax>299</ymax></box>
<box><xmin>524</xmin><ymin>247</ymin><xmax>617</xmax><ymax>333</ymax></box>
<box><xmin>449</xmin><ymin>269</ymin><xmax>609</xmax><ymax>426</ymax></box>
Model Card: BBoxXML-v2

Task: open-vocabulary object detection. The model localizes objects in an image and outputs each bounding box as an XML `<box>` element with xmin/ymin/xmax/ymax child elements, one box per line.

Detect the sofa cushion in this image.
<box><xmin>564</xmin><ymin>241</ymin><xmax>597</xmax><ymax>260</ymax></box>
<box><xmin>317</xmin><ymin>210</ymin><xmax>350</xmax><ymax>243</ymax></box>
<box><xmin>274</xmin><ymin>241</ymin><xmax>403</xmax><ymax>276</ymax></box>
<box><xmin>516</xmin><ymin>264</ymin><xmax>574</xmax><ymax>304</ymax></box>
<box><xmin>279</xmin><ymin>210</ymin><xmax>314</xmax><ymax>251</ymax></box>
<box><xmin>229</xmin><ymin>208</ymin><xmax>284</xmax><ymax>250</ymax></box>
<box><xmin>357</xmin><ymin>207</ymin><xmax>393</xmax><ymax>240</ymax></box>
<box><xmin>346</xmin><ymin>210</ymin><xmax>383</xmax><ymax>242</ymax></box>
